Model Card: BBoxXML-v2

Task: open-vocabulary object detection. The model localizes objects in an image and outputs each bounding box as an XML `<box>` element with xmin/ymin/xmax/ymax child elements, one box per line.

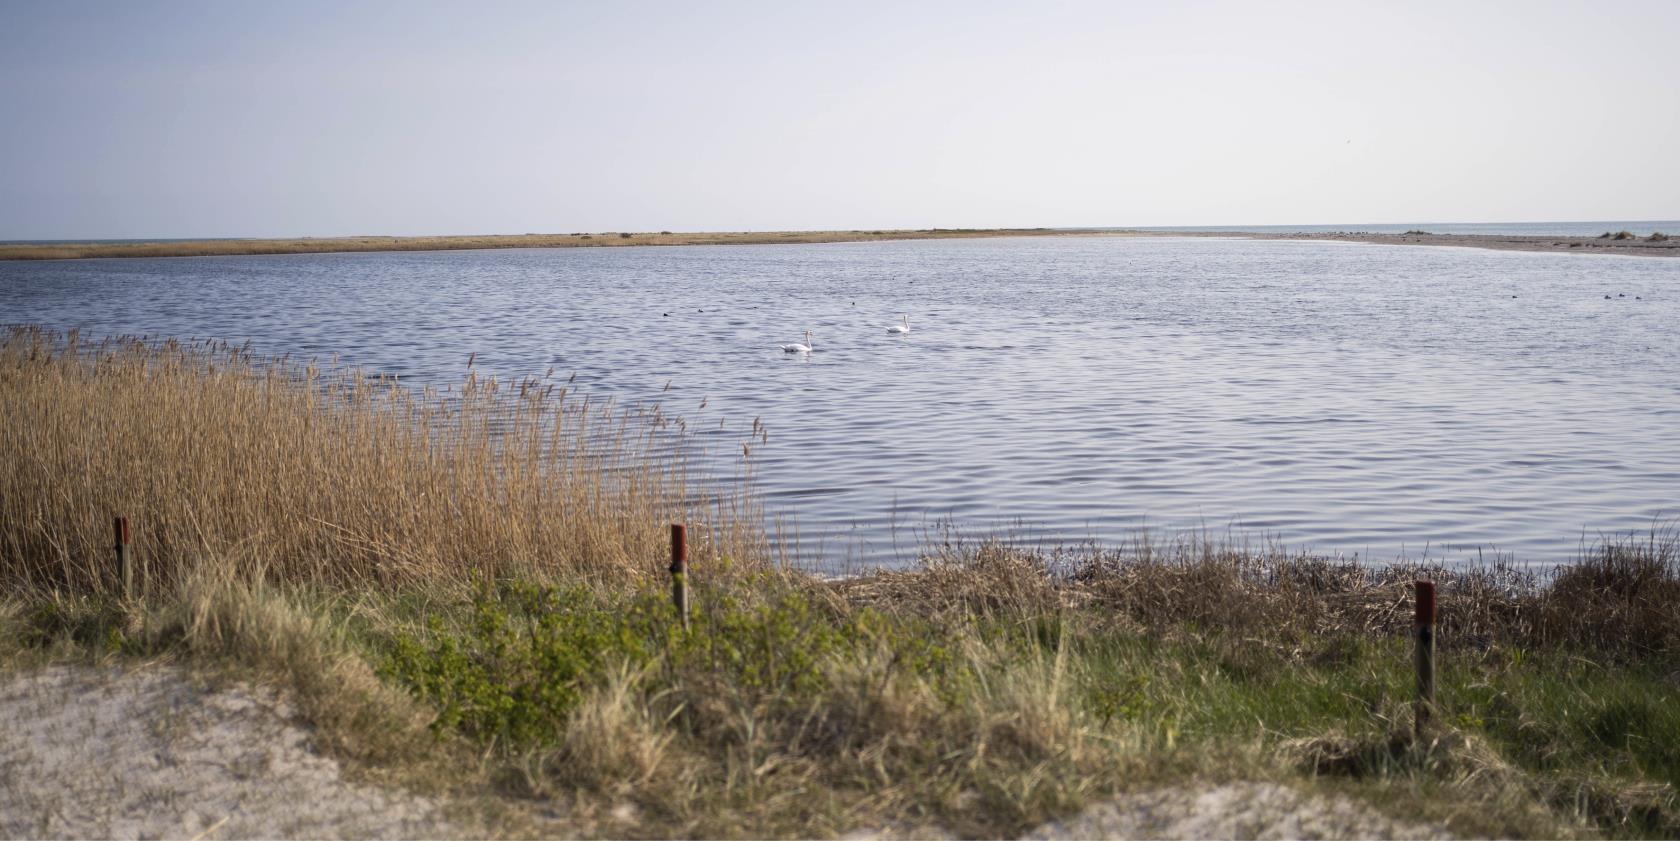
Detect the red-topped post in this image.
<box><xmin>670</xmin><ymin>524</ymin><xmax>689</xmax><ymax>629</ymax></box>
<box><xmin>1414</xmin><ymin>580</ymin><xmax>1437</xmax><ymax>737</ymax></box>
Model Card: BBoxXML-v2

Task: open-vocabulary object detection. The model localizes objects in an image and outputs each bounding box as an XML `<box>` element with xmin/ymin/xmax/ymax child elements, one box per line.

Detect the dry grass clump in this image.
<box><xmin>554</xmin><ymin>664</ymin><xmax>676</xmax><ymax>793</ymax></box>
<box><xmin>1285</xmin><ymin>726</ymin><xmax>1512</xmax><ymax>783</ymax></box>
<box><xmin>0</xmin><ymin>327</ymin><xmax>768</xmax><ymax>596</ymax></box>
<box><xmin>1541</xmin><ymin>536</ymin><xmax>1680</xmax><ymax>655</ymax></box>
<box><xmin>825</xmin><ymin>540</ymin><xmax>1079</xmax><ymax>622</ymax></box>
<box><xmin>839</xmin><ymin>528</ymin><xmax>1680</xmax><ymax>659</ymax></box>
<box><xmin>600</xmin><ymin>628</ymin><xmax>1124</xmax><ymax>836</ymax></box>
<box><xmin>1287</xmin><ymin>724</ymin><xmax>1680</xmax><ymax>838</ymax></box>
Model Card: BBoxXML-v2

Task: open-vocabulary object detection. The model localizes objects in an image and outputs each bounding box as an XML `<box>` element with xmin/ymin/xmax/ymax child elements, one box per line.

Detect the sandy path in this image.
<box><xmin>0</xmin><ymin>665</ymin><xmax>449</xmax><ymax>840</ymax></box>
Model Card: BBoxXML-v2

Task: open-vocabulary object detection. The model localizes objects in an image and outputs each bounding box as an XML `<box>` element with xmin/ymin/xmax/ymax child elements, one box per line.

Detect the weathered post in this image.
<box><xmin>670</xmin><ymin>523</ymin><xmax>689</xmax><ymax>630</ymax></box>
<box><xmin>114</xmin><ymin>516</ymin><xmax>132</xmax><ymax>599</ymax></box>
<box><xmin>1414</xmin><ymin>579</ymin><xmax>1437</xmax><ymax>739</ymax></box>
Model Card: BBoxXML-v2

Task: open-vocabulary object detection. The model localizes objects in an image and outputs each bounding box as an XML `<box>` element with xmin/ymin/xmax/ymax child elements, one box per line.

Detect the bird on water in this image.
<box><xmin>781</xmin><ymin>331</ymin><xmax>814</xmax><ymax>353</ymax></box>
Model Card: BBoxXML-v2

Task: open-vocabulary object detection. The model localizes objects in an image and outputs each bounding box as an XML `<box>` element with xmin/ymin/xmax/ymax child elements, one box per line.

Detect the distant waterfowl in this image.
<box><xmin>887</xmin><ymin>315</ymin><xmax>910</xmax><ymax>334</ymax></box>
<box><xmin>781</xmin><ymin>331</ymin><xmax>814</xmax><ymax>353</ymax></box>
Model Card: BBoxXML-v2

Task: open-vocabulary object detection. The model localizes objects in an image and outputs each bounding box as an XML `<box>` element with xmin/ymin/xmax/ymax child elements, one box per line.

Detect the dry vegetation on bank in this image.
<box><xmin>0</xmin><ymin>228</ymin><xmax>1059</xmax><ymax>261</ymax></box>
<box><xmin>0</xmin><ymin>327</ymin><xmax>766</xmax><ymax>593</ymax></box>
<box><xmin>3</xmin><ymin>327</ymin><xmax>1678</xmax><ymax>838</ymax></box>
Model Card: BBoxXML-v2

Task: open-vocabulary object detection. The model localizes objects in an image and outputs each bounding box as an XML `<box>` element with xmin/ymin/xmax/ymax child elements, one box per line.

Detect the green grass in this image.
<box><xmin>4</xmin><ymin>552</ymin><xmax>1678</xmax><ymax>838</ymax></box>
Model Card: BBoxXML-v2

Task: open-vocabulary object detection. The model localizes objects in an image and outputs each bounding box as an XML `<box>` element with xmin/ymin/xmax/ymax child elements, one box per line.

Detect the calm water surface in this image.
<box><xmin>4</xmin><ymin>236</ymin><xmax>1677</xmax><ymax>569</ymax></box>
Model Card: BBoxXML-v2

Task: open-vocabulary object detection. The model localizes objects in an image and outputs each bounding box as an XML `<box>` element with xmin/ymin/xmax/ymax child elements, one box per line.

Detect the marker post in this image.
<box><xmin>1414</xmin><ymin>580</ymin><xmax>1437</xmax><ymax>738</ymax></box>
<box><xmin>670</xmin><ymin>524</ymin><xmax>689</xmax><ymax>630</ymax></box>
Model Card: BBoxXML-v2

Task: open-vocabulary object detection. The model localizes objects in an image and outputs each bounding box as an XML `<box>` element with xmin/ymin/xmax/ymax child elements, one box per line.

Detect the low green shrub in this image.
<box><xmin>382</xmin><ymin>581</ymin><xmax>658</xmax><ymax>744</ymax></box>
<box><xmin>379</xmin><ymin>579</ymin><xmax>965</xmax><ymax>748</ymax></box>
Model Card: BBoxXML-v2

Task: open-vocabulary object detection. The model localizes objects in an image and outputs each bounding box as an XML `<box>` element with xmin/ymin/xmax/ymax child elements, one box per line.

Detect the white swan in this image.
<box><xmin>781</xmin><ymin>330</ymin><xmax>813</xmax><ymax>353</ymax></box>
<box><xmin>886</xmin><ymin>315</ymin><xmax>910</xmax><ymax>334</ymax></box>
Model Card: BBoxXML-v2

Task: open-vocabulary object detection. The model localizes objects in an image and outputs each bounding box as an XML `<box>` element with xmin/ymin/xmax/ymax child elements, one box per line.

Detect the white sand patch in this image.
<box><xmin>1021</xmin><ymin>782</ymin><xmax>1449</xmax><ymax>840</ymax></box>
<box><xmin>0</xmin><ymin>665</ymin><xmax>449</xmax><ymax>840</ymax></box>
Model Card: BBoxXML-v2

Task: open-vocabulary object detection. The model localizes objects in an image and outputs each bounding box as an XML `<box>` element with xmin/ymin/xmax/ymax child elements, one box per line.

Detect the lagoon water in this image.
<box><xmin>3</xmin><ymin>235</ymin><xmax>1677</xmax><ymax>569</ymax></box>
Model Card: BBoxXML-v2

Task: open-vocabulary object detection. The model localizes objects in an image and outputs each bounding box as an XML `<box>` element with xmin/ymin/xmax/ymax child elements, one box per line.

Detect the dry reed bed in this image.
<box><xmin>0</xmin><ymin>327</ymin><xmax>768</xmax><ymax>596</ymax></box>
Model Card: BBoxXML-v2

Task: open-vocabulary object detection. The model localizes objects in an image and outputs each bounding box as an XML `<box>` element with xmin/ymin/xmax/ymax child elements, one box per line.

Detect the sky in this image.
<box><xmin>2</xmin><ymin>0</ymin><xmax>1677</xmax><ymax>239</ymax></box>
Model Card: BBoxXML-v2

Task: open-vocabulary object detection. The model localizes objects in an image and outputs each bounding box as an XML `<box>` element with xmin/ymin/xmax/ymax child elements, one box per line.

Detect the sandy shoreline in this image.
<box><xmin>4</xmin><ymin>226</ymin><xmax>1675</xmax><ymax>261</ymax></box>
<box><xmin>0</xmin><ymin>228</ymin><xmax>1058</xmax><ymax>261</ymax></box>
<box><xmin>1151</xmin><ymin>229</ymin><xmax>1680</xmax><ymax>257</ymax></box>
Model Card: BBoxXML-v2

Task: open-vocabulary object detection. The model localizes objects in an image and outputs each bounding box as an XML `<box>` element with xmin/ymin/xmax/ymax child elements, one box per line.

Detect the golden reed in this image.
<box><xmin>0</xmin><ymin>327</ymin><xmax>769</xmax><ymax>595</ymax></box>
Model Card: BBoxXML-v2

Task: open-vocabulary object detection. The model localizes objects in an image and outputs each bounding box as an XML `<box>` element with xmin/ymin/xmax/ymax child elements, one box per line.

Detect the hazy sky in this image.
<box><xmin>3</xmin><ymin>0</ymin><xmax>1677</xmax><ymax>239</ymax></box>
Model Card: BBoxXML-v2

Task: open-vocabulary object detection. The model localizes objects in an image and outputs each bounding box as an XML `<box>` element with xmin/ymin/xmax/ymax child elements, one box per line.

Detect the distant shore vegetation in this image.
<box><xmin>5</xmin><ymin>226</ymin><xmax>1678</xmax><ymax>262</ymax></box>
<box><xmin>0</xmin><ymin>228</ymin><xmax>1058</xmax><ymax>261</ymax></box>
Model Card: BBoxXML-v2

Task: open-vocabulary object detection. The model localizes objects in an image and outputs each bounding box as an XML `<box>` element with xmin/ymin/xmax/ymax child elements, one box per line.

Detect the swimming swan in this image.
<box><xmin>781</xmin><ymin>331</ymin><xmax>813</xmax><ymax>353</ymax></box>
<box><xmin>887</xmin><ymin>315</ymin><xmax>910</xmax><ymax>334</ymax></box>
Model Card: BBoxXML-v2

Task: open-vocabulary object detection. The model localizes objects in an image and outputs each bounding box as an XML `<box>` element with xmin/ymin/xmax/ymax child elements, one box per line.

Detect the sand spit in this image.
<box><xmin>0</xmin><ymin>228</ymin><xmax>1058</xmax><ymax>261</ymax></box>
<box><xmin>1171</xmin><ymin>229</ymin><xmax>1680</xmax><ymax>257</ymax></box>
<box><xmin>7</xmin><ymin>228</ymin><xmax>1671</xmax><ymax>262</ymax></box>
<box><xmin>0</xmin><ymin>665</ymin><xmax>448</xmax><ymax>840</ymax></box>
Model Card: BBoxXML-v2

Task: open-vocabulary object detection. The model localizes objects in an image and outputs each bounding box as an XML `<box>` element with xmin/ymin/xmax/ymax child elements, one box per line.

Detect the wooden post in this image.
<box><xmin>114</xmin><ymin>516</ymin><xmax>132</xmax><ymax>599</ymax></box>
<box><xmin>1414</xmin><ymin>580</ymin><xmax>1437</xmax><ymax>739</ymax></box>
<box><xmin>670</xmin><ymin>524</ymin><xmax>689</xmax><ymax>630</ymax></box>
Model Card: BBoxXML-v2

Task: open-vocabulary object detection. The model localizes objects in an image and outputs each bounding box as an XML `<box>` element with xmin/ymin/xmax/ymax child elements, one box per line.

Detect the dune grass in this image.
<box><xmin>0</xmin><ymin>228</ymin><xmax>1059</xmax><ymax>261</ymax></box>
<box><xmin>3</xmin><ymin>327</ymin><xmax>1678</xmax><ymax>838</ymax></box>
